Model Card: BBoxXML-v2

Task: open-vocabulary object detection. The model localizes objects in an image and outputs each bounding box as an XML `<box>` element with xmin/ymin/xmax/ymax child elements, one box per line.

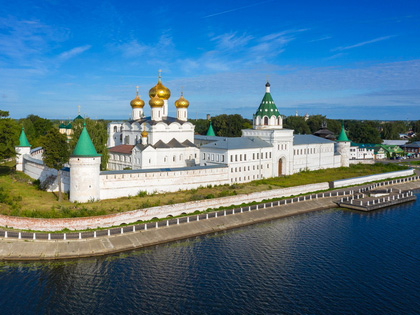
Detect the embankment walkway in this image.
<box><xmin>1</xmin><ymin>179</ymin><xmax>419</xmax><ymax>261</ymax></box>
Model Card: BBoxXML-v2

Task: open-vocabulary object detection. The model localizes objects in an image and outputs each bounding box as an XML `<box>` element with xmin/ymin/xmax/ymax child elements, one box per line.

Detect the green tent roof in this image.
<box><xmin>337</xmin><ymin>124</ymin><xmax>350</xmax><ymax>142</ymax></box>
<box><xmin>17</xmin><ymin>127</ymin><xmax>31</xmax><ymax>147</ymax></box>
<box><xmin>59</xmin><ymin>123</ymin><xmax>67</xmax><ymax>129</ymax></box>
<box><xmin>206</xmin><ymin>121</ymin><xmax>216</xmax><ymax>136</ymax></box>
<box><xmin>255</xmin><ymin>91</ymin><xmax>280</xmax><ymax>118</ymax></box>
<box><xmin>72</xmin><ymin>124</ymin><xmax>101</xmax><ymax>157</ymax></box>
<box><xmin>73</xmin><ymin>115</ymin><xmax>84</xmax><ymax>121</ymax></box>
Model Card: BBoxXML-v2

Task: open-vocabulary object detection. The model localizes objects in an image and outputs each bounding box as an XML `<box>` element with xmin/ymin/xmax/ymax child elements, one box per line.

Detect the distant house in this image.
<box><xmin>349</xmin><ymin>143</ymin><xmax>374</xmax><ymax>160</ymax></box>
<box><xmin>313</xmin><ymin>121</ymin><xmax>336</xmax><ymax>141</ymax></box>
<box><xmin>401</xmin><ymin>141</ymin><xmax>420</xmax><ymax>157</ymax></box>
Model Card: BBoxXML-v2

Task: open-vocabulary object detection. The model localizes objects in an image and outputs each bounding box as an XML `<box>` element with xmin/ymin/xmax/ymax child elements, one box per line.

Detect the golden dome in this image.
<box><xmin>141</xmin><ymin>130</ymin><xmax>148</xmax><ymax>137</ymax></box>
<box><xmin>130</xmin><ymin>95</ymin><xmax>145</xmax><ymax>108</ymax></box>
<box><xmin>149</xmin><ymin>94</ymin><xmax>164</xmax><ymax>108</ymax></box>
<box><xmin>149</xmin><ymin>70</ymin><xmax>171</xmax><ymax>100</ymax></box>
<box><xmin>175</xmin><ymin>93</ymin><xmax>189</xmax><ymax>108</ymax></box>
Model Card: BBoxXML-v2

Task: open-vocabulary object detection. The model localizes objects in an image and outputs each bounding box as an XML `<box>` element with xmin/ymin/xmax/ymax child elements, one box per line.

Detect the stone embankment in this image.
<box><xmin>0</xmin><ymin>178</ymin><xmax>419</xmax><ymax>261</ymax></box>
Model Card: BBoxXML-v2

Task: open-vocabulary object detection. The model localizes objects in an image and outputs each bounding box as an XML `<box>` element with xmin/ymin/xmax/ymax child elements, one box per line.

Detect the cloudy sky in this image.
<box><xmin>1</xmin><ymin>0</ymin><xmax>420</xmax><ymax>120</ymax></box>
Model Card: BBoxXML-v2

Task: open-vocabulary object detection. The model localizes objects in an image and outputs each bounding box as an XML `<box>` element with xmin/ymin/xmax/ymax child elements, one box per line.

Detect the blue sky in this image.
<box><xmin>1</xmin><ymin>0</ymin><xmax>420</xmax><ymax>120</ymax></box>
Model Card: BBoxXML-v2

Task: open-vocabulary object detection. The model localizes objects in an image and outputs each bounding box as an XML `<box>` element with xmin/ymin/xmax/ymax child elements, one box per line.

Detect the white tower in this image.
<box><xmin>15</xmin><ymin>127</ymin><xmax>31</xmax><ymax>172</ymax></box>
<box><xmin>69</xmin><ymin>123</ymin><xmax>101</xmax><ymax>202</ymax></box>
<box><xmin>336</xmin><ymin>124</ymin><xmax>350</xmax><ymax>167</ymax></box>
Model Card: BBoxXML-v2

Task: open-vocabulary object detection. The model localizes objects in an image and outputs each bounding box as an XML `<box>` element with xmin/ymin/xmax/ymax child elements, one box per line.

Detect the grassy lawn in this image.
<box><xmin>0</xmin><ymin>161</ymin><xmax>408</xmax><ymax>219</ymax></box>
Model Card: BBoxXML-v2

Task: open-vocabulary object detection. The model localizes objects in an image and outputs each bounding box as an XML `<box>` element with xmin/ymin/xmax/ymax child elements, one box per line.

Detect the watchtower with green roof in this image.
<box><xmin>15</xmin><ymin>127</ymin><xmax>32</xmax><ymax>172</ymax></box>
<box><xmin>69</xmin><ymin>124</ymin><xmax>102</xmax><ymax>202</ymax></box>
<box><xmin>336</xmin><ymin>123</ymin><xmax>350</xmax><ymax>167</ymax></box>
<box><xmin>253</xmin><ymin>82</ymin><xmax>283</xmax><ymax>130</ymax></box>
<box><xmin>206</xmin><ymin>121</ymin><xmax>216</xmax><ymax>136</ymax></box>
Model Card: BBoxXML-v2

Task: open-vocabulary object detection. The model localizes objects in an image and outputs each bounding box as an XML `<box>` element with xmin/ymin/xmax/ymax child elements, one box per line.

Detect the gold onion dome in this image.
<box><xmin>130</xmin><ymin>95</ymin><xmax>145</xmax><ymax>108</ymax></box>
<box><xmin>175</xmin><ymin>93</ymin><xmax>189</xmax><ymax>108</ymax></box>
<box><xmin>149</xmin><ymin>94</ymin><xmax>164</xmax><ymax>108</ymax></box>
<box><xmin>149</xmin><ymin>70</ymin><xmax>171</xmax><ymax>100</ymax></box>
<box><xmin>141</xmin><ymin>130</ymin><xmax>148</xmax><ymax>137</ymax></box>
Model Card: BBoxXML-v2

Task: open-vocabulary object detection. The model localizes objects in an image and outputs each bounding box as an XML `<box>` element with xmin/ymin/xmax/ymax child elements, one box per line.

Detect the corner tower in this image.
<box><xmin>253</xmin><ymin>82</ymin><xmax>283</xmax><ymax>129</ymax></box>
<box><xmin>336</xmin><ymin>123</ymin><xmax>350</xmax><ymax>167</ymax></box>
<box><xmin>15</xmin><ymin>127</ymin><xmax>31</xmax><ymax>171</ymax></box>
<box><xmin>69</xmin><ymin>123</ymin><xmax>101</xmax><ymax>202</ymax></box>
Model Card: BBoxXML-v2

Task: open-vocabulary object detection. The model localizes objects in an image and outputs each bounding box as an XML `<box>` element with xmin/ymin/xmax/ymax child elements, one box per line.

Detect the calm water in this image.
<box><xmin>1</xmin><ymin>192</ymin><xmax>420</xmax><ymax>315</ymax></box>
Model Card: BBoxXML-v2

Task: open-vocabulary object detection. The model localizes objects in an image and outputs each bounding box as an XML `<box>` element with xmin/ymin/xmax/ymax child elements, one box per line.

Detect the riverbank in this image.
<box><xmin>1</xmin><ymin>180</ymin><xmax>419</xmax><ymax>261</ymax></box>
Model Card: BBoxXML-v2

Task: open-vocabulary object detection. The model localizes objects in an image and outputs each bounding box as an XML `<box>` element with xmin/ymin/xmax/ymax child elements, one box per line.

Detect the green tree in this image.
<box><xmin>411</xmin><ymin>120</ymin><xmax>420</xmax><ymax>133</ymax></box>
<box><xmin>19</xmin><ymin>115</ymin><xmax>54</xmax><ymax>147</ymax></box>
<box><xmin>0</xmin><ymin>111</ymin><xmax>20</xmax><ymax>160</ymax></box>
<box><xmin>306</xmin><ymin>115</ymin><xmax>326</xmax><ymax>133</ymax></box>
<box><xmin>69</xmin><ymin>118</ymin><xmax>109</xmax><ymax>170</ymax></box>
<box><xmin>381</xmin><ymin>122</ymin><xmax>400</xmax><ymax>140</ymax></box>
<box><xmin>326</xmin><ymin>119</ymin><xmax>342</xmax><ymax>135</ymax></box>
<box><xmin>212</xmin><ymin>114</ymin><xmax>250</xmax><ymax>137</ymax></box>
<box><xmin>283</xmin><ymin>116</ymin><xmax>311</xmax><ymax>134</ymax></box>
<box><xmin>40</xmin><ymin>129</ymin><xmax>69</xmax><ymax>202</ymax></box>
<box><xmin>0</xmin><ymin>110</ymin><xmax>9</xmax><ymax>118</ymax></box>
<box><xmin>190</xmin><ymin>118</ymin><xmax>209</xmax><ymax>135</ymax></box>
<box><xmin>348</xmin><ymin>121</ymin><xmax>382</xmax><ymax>144</ymax></box>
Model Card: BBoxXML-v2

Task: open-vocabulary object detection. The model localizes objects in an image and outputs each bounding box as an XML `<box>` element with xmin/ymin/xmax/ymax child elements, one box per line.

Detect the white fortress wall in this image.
<box><xmin>332</xmin><ymin>169</ymin><xmax>414</xmax><ymax>188</ymax></box>
<box><xmin>22</xmin><ymin>155</ymin><xmax>70</xmax><ymax>192</ymax></box>
<box><xmin>99</xmin><ymin>165</ymin><xmax>230</xmax><ymax>200</ymax></box>
<box><xmin>292</xmin><ymin>143</ymin><xmax>337</xmax><ymax>172</ymax></box>
<box><xmin>0</xmin><ymin>182</ymin><xmax>329</xmax><ymax>231</ymax></box>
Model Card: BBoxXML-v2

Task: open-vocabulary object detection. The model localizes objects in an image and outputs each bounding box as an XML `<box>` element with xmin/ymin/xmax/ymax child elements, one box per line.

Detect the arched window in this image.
<box><xmin>113</xmin><ymin>126</ymin><xmax>117</xmax><ymax>132</ymax></box>
<box><xmin>264</xmin><ymin>117</ymin><xmax>268</xmax><ymax>125</ymax></box>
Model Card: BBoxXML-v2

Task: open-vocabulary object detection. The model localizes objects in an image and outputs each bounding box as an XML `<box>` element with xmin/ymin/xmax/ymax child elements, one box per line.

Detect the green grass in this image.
<box><xmin>0</xmin><ymin>161</ymin><xmax>408</xmax><ymax>219</ymax></box>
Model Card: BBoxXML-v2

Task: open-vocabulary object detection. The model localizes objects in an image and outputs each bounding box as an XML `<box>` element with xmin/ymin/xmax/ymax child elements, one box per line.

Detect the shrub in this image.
<box><xmin>137</xmin><ymin>191</ymin><xmax>148</xmax><ymax>197</ymax></box>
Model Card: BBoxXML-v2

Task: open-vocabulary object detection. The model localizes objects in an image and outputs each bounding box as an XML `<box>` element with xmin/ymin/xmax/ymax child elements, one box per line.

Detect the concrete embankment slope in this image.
<box><xmin>0</xmin><ymin>180</ymin><xmax>419</xmax><ymax>261</ymax></box>
<box><xmin>0</xmin><ymin>197</ymin><xmax>336</xmax><ymax>261</ymax></box>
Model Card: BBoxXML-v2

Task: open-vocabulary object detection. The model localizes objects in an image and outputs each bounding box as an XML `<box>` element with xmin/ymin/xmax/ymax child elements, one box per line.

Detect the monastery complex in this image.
<box><xmin>15</xmin><ymin>73</ymin><xmax>351</xmax><ymax>203</ymax></box>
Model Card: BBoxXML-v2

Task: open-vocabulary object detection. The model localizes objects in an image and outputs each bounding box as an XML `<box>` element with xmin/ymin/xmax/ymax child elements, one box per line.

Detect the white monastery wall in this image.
<box><xmin>292</xmin><ymin>143</ymin><xmax>339</xmax><ymax>172</ymax></box>
<box><xmin>99</xmin><ymin>166</ymin><xmax>230</xmax><ymax>200</ymax></box>
<box><xmin>22</xmin><ymin>155</ymin><xmax>70</xmax><ymax>192</ymax></box>
<box><xmin>332</xmin><ymin>169</ymin><xmax>414</xmax><ymax>188</ymax></box>
<box><xmin>0</xmin><ymin>182</ymin><xmax>329</xmax><ymax>231</ymax></box>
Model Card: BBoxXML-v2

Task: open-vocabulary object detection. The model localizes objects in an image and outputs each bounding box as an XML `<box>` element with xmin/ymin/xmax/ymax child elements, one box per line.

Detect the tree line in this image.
<box><xmin>192</xmin><ymin>114</ymin><xmax>420</xmax><ymax>144</ymax></box>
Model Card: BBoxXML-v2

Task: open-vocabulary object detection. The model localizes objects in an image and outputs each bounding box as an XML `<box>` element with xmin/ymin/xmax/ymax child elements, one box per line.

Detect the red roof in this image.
<box><xmin>108</xmin><ymin>144</ymin><xmax>135</xmax><ymax>154</ymax></box>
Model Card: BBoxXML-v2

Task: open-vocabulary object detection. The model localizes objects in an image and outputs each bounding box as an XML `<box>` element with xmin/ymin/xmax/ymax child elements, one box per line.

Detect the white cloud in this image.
<box><xmin>333</xmin><ymin>35</ymin><xmax>395</xmax><ymax>51</ymax></box>
<box><xmin>57</xmin><ymin>45</ymin><xmax>91</xmax><ymax>62</ymax></box>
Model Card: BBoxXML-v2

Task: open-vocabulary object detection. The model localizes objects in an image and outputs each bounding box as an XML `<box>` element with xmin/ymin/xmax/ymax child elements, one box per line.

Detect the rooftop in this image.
<box><xmin>293</xmin><ymin>134</ymin><xmax>335</xmax><ymax>145</ymax></box>
<box><xmin>201</xmin><ymin>136</ymin><xmax>272</xmax><ymax>150</ymax></box>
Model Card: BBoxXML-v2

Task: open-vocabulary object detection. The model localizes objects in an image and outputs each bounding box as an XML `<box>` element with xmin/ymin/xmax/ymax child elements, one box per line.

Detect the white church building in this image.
<box><xmin>106</xmin><ymin>79</ymin><xmax>350</xmax><ymax>183</ymax></box>
<box><xmin>16</xmin><ymin>74</ymin><xmax>351</xmax><ymax>202</ymax></box>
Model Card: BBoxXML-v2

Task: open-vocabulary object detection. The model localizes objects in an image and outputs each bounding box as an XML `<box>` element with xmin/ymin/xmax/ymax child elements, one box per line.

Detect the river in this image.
<box><xmin>1</xmin><ymin>191</ymin><xmax>420</xmax><ymax>314</ymax></box>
